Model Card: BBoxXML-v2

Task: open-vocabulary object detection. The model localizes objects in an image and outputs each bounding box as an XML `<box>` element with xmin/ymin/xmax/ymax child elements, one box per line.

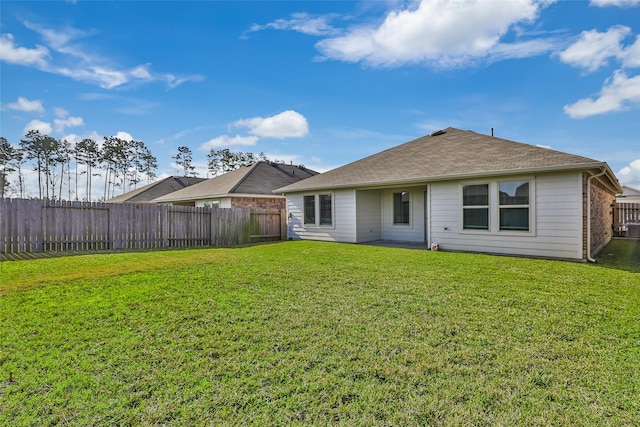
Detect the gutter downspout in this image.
<box><xmin>586</xmin><ymin>168</ymin><xmax>607</xmax><ymax>262</ymax></box>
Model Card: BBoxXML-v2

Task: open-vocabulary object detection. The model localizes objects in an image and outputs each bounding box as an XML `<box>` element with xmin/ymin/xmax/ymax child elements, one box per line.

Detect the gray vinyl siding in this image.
<box><xmin>380</xmin><ymin>187</ymin><xmax>426</xmax><ymax>243</ymax></box>
<box><xmin>286</xmin><ymin>190</ymin><xmax>356</xmax><ymax>242</ymax></box>
<box><xmin>285</xmin><ymin>171</ymin><xmax>585</xmax><ymax>260</ymax></box>
<box><xmin>356</xmin><ymin>190</ymin><xmax>382</xmax><ymax>242</ymax></box>
<box><xmin>429</xmin><ymin>172</ymin><xmax>583</xmax><ymax>259</ymax></box>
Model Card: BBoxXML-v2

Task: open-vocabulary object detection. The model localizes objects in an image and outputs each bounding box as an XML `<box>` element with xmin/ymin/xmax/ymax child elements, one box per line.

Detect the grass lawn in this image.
<box><xmin>595</xmin><ymin>238</ymin><xmax>640</xmax><ymax>273</ymax></box>
<box><xmin>1</xmin><ymin>241</ymin><xmax>639</xmax><ymax>426</ymax></box>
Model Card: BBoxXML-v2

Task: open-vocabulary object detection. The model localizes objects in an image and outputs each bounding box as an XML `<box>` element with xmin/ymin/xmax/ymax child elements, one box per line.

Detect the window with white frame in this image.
<box><xmin>461</xmin><ymin>180</ymin><xmax>532</xmax><ymax>233</ymax></box>
<box><xmin>303</xmin><ymin>193</ymin><xmax>333</xmax><ymax>226</ymax></box>
<box><xmin>499</xmin><ymin>181</ymin><xmax>529</xmax><ymax>231</ymax></box>
<box><xmin>319</xmin><ymin>194</ymin><xmax>332</xmax><ymax>225</ymax></box>
<box><xmin>393</xmin><ymin>191</ymin><xmax>410</xmax><ymax>224</ymax></box>
<box><xmin>463</xmin><ymin>184</ymin><xmax>489</xmax><ymax>230</ymax></box>
<box><xmin>303</xmin><ymin>195</ymin><xmax>315</xmax><ymax>224</ymax></box>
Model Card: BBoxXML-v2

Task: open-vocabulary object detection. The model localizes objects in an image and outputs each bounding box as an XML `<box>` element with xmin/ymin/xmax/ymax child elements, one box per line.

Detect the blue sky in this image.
<box><xmin>1</xmin><ymin>0</ymin><xmax>639</xmax><ymax>199</ymax></box>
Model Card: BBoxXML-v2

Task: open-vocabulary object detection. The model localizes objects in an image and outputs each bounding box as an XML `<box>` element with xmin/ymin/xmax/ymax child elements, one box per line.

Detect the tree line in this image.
<box><xmin>173</xmin><ymin>147</ymin><xmax>272</xmax><ymax>177</ymax></box>
<box><xmin>0</xmin><ymin>131</ymin><xmax>273</xmax><ymax>201</ymax></box>
<box><xmin>0</xmin><ymin>131</ymin><xmax>157</xmax><ymax>201</ymax></box>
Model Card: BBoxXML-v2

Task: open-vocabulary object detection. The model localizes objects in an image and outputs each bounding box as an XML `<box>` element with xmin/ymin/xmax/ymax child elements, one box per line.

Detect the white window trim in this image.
<box><xmin>303</xmin><ymin>194</ymin><xmax>316</xmax><ymax>225</ymax></box>
<box><xmin>460</xmin><ymin>177</ymin><xmax>536</xmax><ymax>236</ymax></box>
<box><xmin>302</xmin><ymin>192</ymin><xmax>335</xmax><ymax>229</ymax></box>
<box><xmin>391</xmin><ymin>190</ymin><xmax>412</xmax><ymax>227</ymax></box>
<box><xmin>461</xmin><ymin>183</ymin><xmax>490</xmax><ymax>232</ymax></box>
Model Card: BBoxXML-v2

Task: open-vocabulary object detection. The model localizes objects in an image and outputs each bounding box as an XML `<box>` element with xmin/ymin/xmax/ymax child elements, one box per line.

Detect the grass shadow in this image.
<box><xmin>595</xmin><ymin>238</ymin><xmax>640</xmax><ymax>273</ymax></box>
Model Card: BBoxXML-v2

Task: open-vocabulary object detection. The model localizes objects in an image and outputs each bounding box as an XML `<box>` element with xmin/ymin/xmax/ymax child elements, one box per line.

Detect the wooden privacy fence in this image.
<box><xmin>613</xmin><ymin>202</ymin><xmax>640</xmax><ymax>237</ymax></box>
<box><xmin>0</xmin><ymin>198</ymin><xmax>286</xmax><ymax>254</ymax></box>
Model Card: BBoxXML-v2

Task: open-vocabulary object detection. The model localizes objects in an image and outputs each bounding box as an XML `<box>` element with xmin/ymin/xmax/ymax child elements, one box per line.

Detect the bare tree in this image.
<box><xmin>207</xmin><ymin>149</ymin><xmax>222</xmax><ymax>177</ymax></box>
<box><xmin>13</xmin><ymin>148</ymin><xmax>26</xmax><ymax>198</ymax></box>
<box><xmin>75</xmin><ymin>138</ymin><xmax>101</xmax><ymax>201</ymax></box>
<box><xmin>0</xmin><ymin>137</ymin><xmax>18</xmax><ymax>198</ymax></box>
<box><xmin>20</xmin><ymin>130</ymin><xmax>60</xmax><ymax>199</ymax></box>
<box><xmin>137</xmin><ymin>143</ymin><xmax>158</xmax><ymax>185</ymax></box>
<box><xmin>173</xmin><ymin>146</ymin><xmax>197</xmax><ymax>177</ymax></box>
<box><xmin>207</xmin><ymin>148</ymin><xmax>268</xmax><ymax>176</ymax></box>
<box><xmin>55</xmin><ymin>139</ymin><xmax>71</xmax><ymax>200</ymax></box>
<box><xmin>101</xmin><ymin>136</ymin><xmax>118</xmax><ymax>199</ymax></box>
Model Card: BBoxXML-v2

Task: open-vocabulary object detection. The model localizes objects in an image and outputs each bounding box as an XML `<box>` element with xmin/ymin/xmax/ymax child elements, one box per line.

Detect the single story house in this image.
<box><xmin>617</xmin><ymin>185</ymin><xmax>640</xmax><ymax>203</ymax></box>
<box><xmin>106</xmin><ymin>176</ymin><xmax>207</xmax><ymax>203</ymax></box>
<box><xmin>276</xmin><ymin>127</ymin><xmax>622</xmax><ymax>261</ymax></box>
<box><xmin>153</xmin><ymin>161</ymin><xmax>318</xmax><ymax>209</ymax></box>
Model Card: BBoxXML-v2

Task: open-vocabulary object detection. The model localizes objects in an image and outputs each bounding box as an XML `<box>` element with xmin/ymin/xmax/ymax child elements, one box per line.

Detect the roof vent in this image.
<box><xmin>430</xmin><ymin>130</ymin><xmax>446</xmax><ymax>137</ymax></box>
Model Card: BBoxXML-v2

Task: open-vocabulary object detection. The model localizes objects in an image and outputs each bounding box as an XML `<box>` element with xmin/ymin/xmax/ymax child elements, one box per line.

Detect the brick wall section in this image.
<box><xmin>230</xmin><ymin>197</ymin><xmax>286</xmax><ymax>209</ymax></box>
<box><xmin>582</xmin><ymin>173</ymin><xmax>616</xmax><ymax>259</ymax></box>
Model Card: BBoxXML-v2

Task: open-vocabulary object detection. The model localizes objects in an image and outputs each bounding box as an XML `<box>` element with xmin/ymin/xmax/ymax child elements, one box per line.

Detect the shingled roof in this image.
<box><xmin>106</xmin><ymin>176</ymin><xmax>207</xmax><ymax>203</ymax></box>
<box><xmin>153</xmin><ymin>162</ymin><xmax>318</xmax><ymax>203</ymax></box>
<box><xmin>276</xmin><ymin>127</ymin><xmax>621</xmax><ymax>193</ymax></box>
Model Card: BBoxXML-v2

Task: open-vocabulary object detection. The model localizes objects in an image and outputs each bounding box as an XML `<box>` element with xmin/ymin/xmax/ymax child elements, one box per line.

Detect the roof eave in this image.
<box><xmin>154</xmin><ymin>193</ymin><xmax>287</xmax><ymax>203</ymax></box>
<box><xmin>277</xmin><ymin>162</ymin><xmax>609</xmax><ymax>193</ymax></box>
<box><xmin>597</xmin><ymin>163</ymin><xmax>624</xmax><ymax>194</ymax></box>
<box><xmin>153</xmin><ymin>193</ymin><xmax>231</xmax><ymax>203</ymax></box>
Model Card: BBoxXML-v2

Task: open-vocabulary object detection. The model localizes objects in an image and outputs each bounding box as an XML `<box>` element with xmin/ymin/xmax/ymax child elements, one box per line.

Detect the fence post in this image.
<box><xmin>160</xmin><ymin>204</ymin><xmax>169</xmax><ymax>248</ymax></box>
<box><xmin>107</xmin><ymin>203</ymin><xmax>115</xmax><ymax>250</ymax></box>
<box><xmin>32</xmin><ymin>199</ymin><xmax>42</xmax><ymax>253</ymax></box>
<box><xmin>280</xmin><ymin>208</ymin><xmax>287</xmax><ymax>240</ymax></box>
<box><xmin>0</xmin><ymin>199</ymin><xmax>5</xmax><ymax>254</ymax></box>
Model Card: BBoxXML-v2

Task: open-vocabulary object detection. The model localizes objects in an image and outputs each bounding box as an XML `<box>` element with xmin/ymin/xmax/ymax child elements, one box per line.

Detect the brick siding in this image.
<box><xmin>582</xmin><ymin>173</ymin><xmax>616</xmax><ymax>259</ymax></box>
<box><xmin>230</xmin><ymin>197</ymin><xmax>286</xmax><ymax>209</ymax></box>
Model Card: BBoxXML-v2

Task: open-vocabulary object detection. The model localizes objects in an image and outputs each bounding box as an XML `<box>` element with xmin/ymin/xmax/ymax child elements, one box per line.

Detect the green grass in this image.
<box><xmin>595</xmin><ymin>238</ymin><xmax>640</xmax><ymax>272</ymax></box>
<box><xmin>1</xmin><ymin>241</ymin><xmax>639</xmax><ymax>426</ymax></box>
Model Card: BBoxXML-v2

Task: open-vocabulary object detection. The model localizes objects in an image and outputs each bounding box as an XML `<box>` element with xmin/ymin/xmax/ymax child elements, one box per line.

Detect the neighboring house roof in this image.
<box><xmin>276</xmin><ymin>127</ymin><xmax>622</xmax><ymax>193</ymax></box>
<box><xmin>106</xmin><ymin>176</ymin><xmax>207</xmax><ymax>203</ymax></box>
<box><xmin>619</xmin><ymin>185</ymin><xmax>640</xmax><ymax>197</ymax></box>
<box><xmin>153</xmin><ymin>162</ymin><xmax>318</xmax><ymax>203</ymax></box>
<box><xmin>617</xmin><ymin>185</ymin><xmax>640</xmax><ymax>202</ymax></box>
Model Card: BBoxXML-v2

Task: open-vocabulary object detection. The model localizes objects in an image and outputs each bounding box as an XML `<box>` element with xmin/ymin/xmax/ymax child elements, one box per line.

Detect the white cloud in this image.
<box><xmin>591</xmin><ymin>0</ymin><xmax>640</xmax><ymax>7</ymax></box>
<box><xmin>558</xmin><ymin>26</ymin><xmax>640</xmax><ymax>72</ymax></box>
<box><xmin>559</xmin><ymin>25</ymin><xmax>640</xmax><ymax>118</ymax></box>
<box><xmin>54</xmin><ymin>107</ymin><xmax>68</xmax><ymax>117</ymax></box>
<box><xmin>23</xmin><ymin>119</ymin><xmax>53</xmax><ymax>135</ymax></box>
<box><xmin>7</xmin><ymin>96</ymin><xmax>44</xmax><ymax>113</ymax></box>
<box><xmin>489</xmin><ymin>38</ymin><xmax>563</xmax><ymax>62</ymax></box>
<box><xmin>199</xmin><ymin>135</ymin><xmax>259</xmax><ymax>151</ymax></box>
<box><xmin>558</xmin><ymin>26</ymin><xmax>631</xmax><ymax>72</ymax></box>
<box><xmin>233</xmin><ymin>110</ymin><xmax>309</xmax><ymax>138</ymax></box>
<box><xmin>248</xmin><ymin>13</ymin><xmax>340</xmax><ymax>36</ymax></box>
<box><xmin>54</xmin><ymin>116</ymin><xmax>84</xmax><ymax>133</ymax></box>
<box><xmin>564</xmin><ymin>71</ymin><xmax>640</xmax><ymax>118</ymax></box>
<box><xmin>617</xmin><ymin>158</ymin><xmax>640</xmax><ymax>188</ymax></box>
<box><xmin>6</xmin><ymin>22</ymin><xmax>202</xmax><ymax>90</ymax></box>
<box><xmin>130</xmin><ymin>64</ymin><xmax>152</xmax><ymax>79</ymax></box>
<box><xmin>620</xmin><ymin>35</ymin><xmax>640</xmax><ymax>68</ymax></box>
<box><xmin>54</xmin><ymin>65</ymin><xmax>129</xmax><ymax>89</ymax></box>
<box><xmin>0</xmin><ymin>33</ymin><xmax>50</xmax><ymax>67</ymax></box>
<box><xmin>61</xmin><ymin>130</ymin><xmax>104</xmax><ymax>147</ymax></box>
<box><xmin>115</xmin><ymin>131</ymin><xmax>134</xmax><ymax>141</ymax></box>
<box><xmin>164</xmin><ymin>74</ymin><xmax>206</xmax><ymax>89</ymax></box>
<box><xmin>315</xmin><ymin>0</ymin><xmax>552</xmax><ymax>68</ymax></box>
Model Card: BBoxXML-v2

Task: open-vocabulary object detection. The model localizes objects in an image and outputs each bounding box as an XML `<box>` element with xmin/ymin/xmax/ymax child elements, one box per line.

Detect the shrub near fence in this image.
<box><xmin>0</xmin><ymin>198</ymin><xmax>285</xmax><ymax>255</ymax></box>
